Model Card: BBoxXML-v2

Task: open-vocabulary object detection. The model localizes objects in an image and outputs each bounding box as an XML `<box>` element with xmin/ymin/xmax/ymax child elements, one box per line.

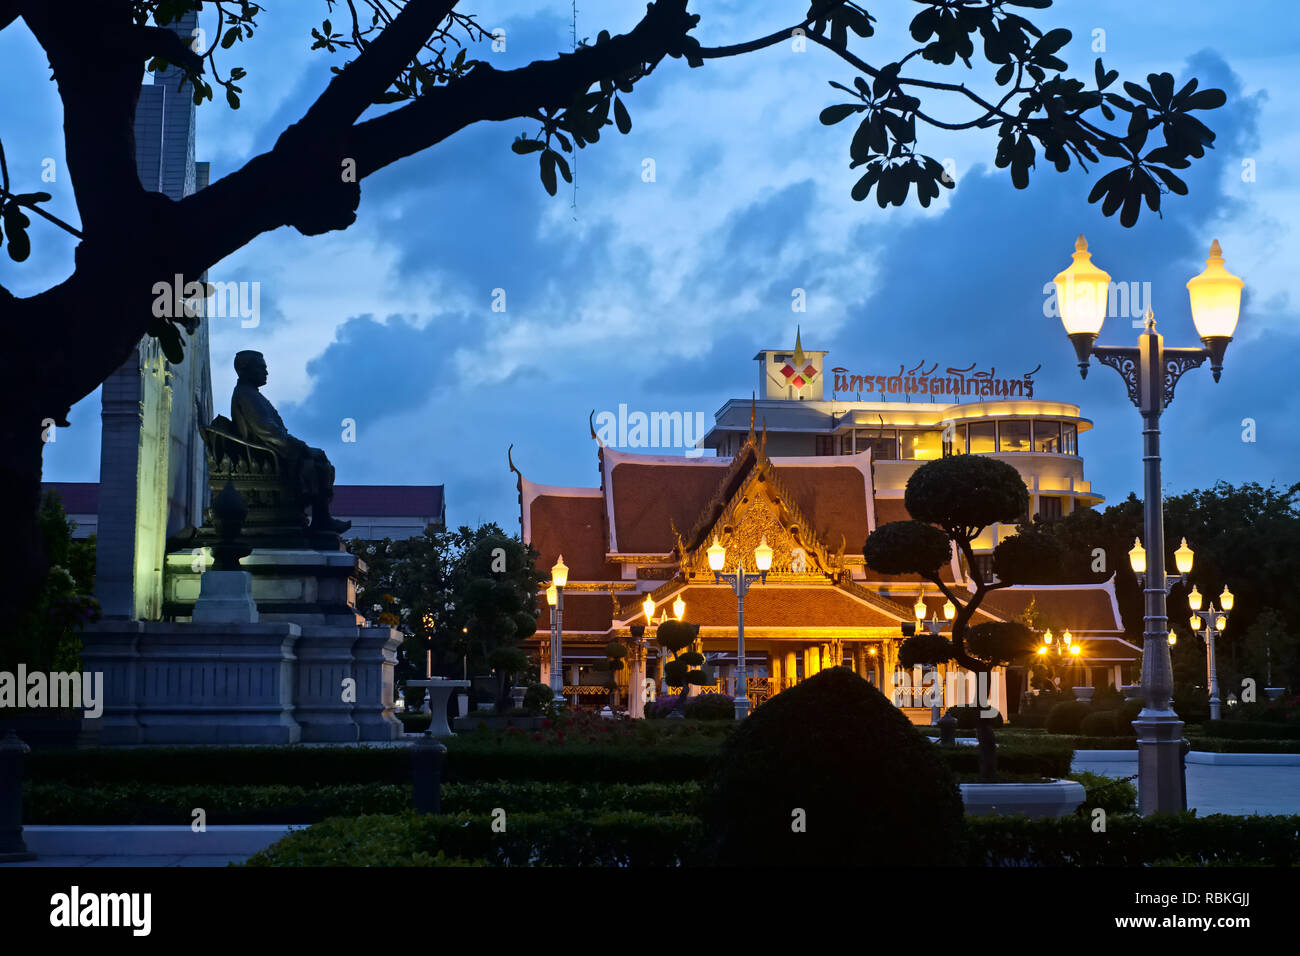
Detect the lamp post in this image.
<box><xmin>913</xmin><ymin>597</ymin><xmax>955</xmax><ymax>718</ymax></box>
<box><xmin>550</xmin><ymin>556</ymin><xmax>568</xmax><ymax>708</ymax></box>
<box><xmin>707</xmin><ymin>535</ymin><xmax>773</xmax><ymax>720</ymax></box>
<box><xmin>1188</xmin><ymin>585</ymin><xmax>1233</xmax><ymax>721</ymax></box>
<box><xmin>1054</xmin><ymin>236</ymin><xmax>1243</xmax><ymax>815</ymax></box>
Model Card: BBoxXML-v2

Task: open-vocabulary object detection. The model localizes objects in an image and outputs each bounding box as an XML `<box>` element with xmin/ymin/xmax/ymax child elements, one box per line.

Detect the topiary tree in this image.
<box><xmin>657</xmin><ymin>620</ymin><xmax>711</xmax><ymax>714</ymax></box>
<box><xmin>703</xmin><ymin>667</ymin><xmax>964</xmax><ymax>865</ymax></box>
<box><xmin>863</xmin><ymin>454</ymin><xmax>1063</xmax><ymax>779</ymax></box>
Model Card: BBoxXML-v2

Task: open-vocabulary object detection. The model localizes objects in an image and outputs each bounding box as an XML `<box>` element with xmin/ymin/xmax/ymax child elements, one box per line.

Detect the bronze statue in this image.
<box><xmin>230</xmin><ymin>350</ymin><xmax>350</xmax><ymax>535</ymax></box>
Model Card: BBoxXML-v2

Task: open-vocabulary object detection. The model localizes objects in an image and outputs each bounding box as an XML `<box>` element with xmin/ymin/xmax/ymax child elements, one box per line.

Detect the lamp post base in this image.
<box><xmin>1133</xmin><ymin>712</ymin><xmax>1187</xmax><ymax>815</ymax></box>
<box><xmin>733</xmin><ymin>696</ymin><xmax>750</xmax><ymax>721</ymax></box>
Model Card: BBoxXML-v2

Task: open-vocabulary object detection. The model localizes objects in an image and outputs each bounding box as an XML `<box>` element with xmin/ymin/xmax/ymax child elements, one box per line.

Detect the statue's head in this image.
<box><xmin>234</xmin><ymin>350</ymin><xmax>268</xmax><ymax>387</ymax></box>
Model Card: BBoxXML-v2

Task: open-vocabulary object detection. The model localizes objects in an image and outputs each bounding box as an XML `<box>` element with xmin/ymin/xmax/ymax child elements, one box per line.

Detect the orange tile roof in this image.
<box><xmin>538</xmin><ymin>592</ymin><xmax>617</xmax><ymax>633</ymax></box>
<box><xmin>617</xmin><ymin>583</ymin><xmax>904</xmax><ymax>629</ymax></box>
<box><xmin>771</xmin><ymin>465</ymin><xmax>870</xmax><ymax>552</ymax></box>
<box><xmin>979</xmin><ymin>586</ymin><xmax>1122</xmax><ymax>633</ymax></box>
<box><xmin>528</xmin><ymin>493</ymin><xmax>620</xmax><ymax>582</ymax></box>
<box><xmin>609</xmin><ymin>460</ymin><xmax>729</xmax><ymax>554</ymax></box>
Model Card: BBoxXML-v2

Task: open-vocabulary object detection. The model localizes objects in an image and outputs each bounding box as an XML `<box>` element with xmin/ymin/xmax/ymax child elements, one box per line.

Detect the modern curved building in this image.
<box><xmin>514</xmin><ymin>334</ymin><xmax>1135</xmax><ymax>720</ymax></box>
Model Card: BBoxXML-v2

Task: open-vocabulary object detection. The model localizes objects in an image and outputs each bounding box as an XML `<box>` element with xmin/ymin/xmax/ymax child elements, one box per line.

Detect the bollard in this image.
<box><xmin>411</xmin><ymin>731</ymin><xmax>448</xmax><ymax>815</ymax></box>
<box><xmin>1179</xmin><ymin>737</ymin><xmax>1191</xmax><ymax>812</ymax></box>
<box><xmin>937</xmin><ymin>713</ymin><xmax>958</xmax><ymax>746</ymax></box>
<box><xmin>0</xmin><ymin>730</ymin><xmax>36</xmax><ymax>862</ymax></box>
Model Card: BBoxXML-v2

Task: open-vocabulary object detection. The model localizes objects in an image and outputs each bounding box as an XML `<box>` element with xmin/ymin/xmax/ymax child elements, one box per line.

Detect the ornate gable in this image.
<box><xmin>675</xmin><ymin>422</ymin><xmax>843</xmax><ymax>582</ymax></box>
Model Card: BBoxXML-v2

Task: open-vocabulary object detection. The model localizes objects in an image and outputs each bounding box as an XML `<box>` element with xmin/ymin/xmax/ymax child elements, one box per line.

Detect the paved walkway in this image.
<box><xmin>1070</xmin><ymin>754</ymin><xmax>1300</xmax><ymax>816</ymax></box>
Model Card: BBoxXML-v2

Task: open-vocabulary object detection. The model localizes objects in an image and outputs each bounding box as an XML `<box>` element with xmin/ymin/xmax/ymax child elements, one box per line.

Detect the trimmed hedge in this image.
<box><xmin>966</xmin><ymin>813</ymin><xmax>1300</xmax><ymax>866</ymax></box>
<box><xmin>245</xmin><ymin>810</ymin><xmax>705</xmax><ymax>867</ymax></box>
<box><xmin>1068</xmin><ymin>771</ymin><xmax>1137</xmax><ymax>816</ymax></box>
<box><xmin>942</xmin><ymin>705</ymin><xmax>1003</xmax><ymax>730</ymax></box>
<box><xmin>26</xmin><ymin>739</ymin><xmax>724</xmax><ymax>787</ymax></box>
<box><xmin>1185</xmin><ymin>736</ymin><xmax>1300</xmax><ymax>754</ymax></box>
<box><xmin>242</xmin><ymin>808</ymin><xmax>1300</xmax><ymax>866</ymax></box>
<box><xmin>1079</xmin><ymin>710</ymin><xmax>1118</xmax><ymax>737</ymax></box>
<box><xmin>1045</xmin><ymin>700</ymin><xmax>1092</xmax><ymax>735</ymax></box>
<box><xmin>934</xmin><ymin>739</ymin><xmax>1074</xmax><ymax>778</ymax></box>
<box><xmin>1203</xmin><ymin>719</ymin><xmax>1300</xmax><ymax>741</ymax></box>
<box><xmin>23</xmin><ymin>780</ymin><xmax>704</xmax><ymax>825</ymax></box>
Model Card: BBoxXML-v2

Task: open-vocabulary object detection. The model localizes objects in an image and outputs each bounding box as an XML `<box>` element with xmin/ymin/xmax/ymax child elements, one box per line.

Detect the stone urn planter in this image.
<box><xmin>1120</xmin><ymin>685</ymin><xmax>1143</xmax><ymax>701</ymax></box>
<box><xmin>959</xmin><ymin>779</ymin><xmax>1086</xmax><ymax>819</ymax></box>
<box><xmin>1072</xmin><ymin>687</ymin><xmax>1094</xmax><ymax>703</ymax></box>
<box><xmin>1265</xmin><ymin>687</ymin><xmax>1286</xmax><ymax>701</ymax></box>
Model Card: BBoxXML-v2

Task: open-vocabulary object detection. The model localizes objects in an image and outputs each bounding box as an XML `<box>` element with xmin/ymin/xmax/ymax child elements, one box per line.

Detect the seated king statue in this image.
<box><xmin>231</xmin><ymin>350</ymin><xmax>351</xmax><ymax>535</ymax></box>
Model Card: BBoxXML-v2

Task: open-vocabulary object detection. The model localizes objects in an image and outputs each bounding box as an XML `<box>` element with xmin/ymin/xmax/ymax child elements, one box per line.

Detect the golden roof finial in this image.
<box><xmin>749</xmin><ymin>392</ymin><xmax>756</xmax><ymax>436</ymax></box>
<box><xmin>793</xmin><ymin>325</ymin><xmax>806</xmax><ymax>370</ymax></box>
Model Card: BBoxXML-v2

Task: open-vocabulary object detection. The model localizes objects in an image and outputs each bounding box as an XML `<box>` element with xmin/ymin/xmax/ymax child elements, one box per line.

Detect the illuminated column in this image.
<box><xmin>784</xmin><ymin>650</ymin><xmax>798</xmax><ymax>687</ymax></box>
<box><xmin>853</xmin><ymin>644</ymin><xmax>865</xmax><ymax>677</ymax></box>
<box><xmin>769</xmin><ymin>652</ymin><xmax>782</xmax><ymax>687</ymax></box>
<box><xmin>882</xmin><ymin>642</ymin><xmax>896</xmax><ymax>702</ymax></box>
<box><xmin>569</xmin><ymin>664</ymin><xmax>579</xmax><ymax>707</ymax></box>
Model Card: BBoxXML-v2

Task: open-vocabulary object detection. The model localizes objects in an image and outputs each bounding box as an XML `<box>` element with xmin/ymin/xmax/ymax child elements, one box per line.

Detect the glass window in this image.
<box><xmin>856</xmin><ymin>429</ymin><xmax>898</xmax><ymax>460</ymax></box>
<box><xmin>901</xmin><ymin>429</ymin><xmax>943</xmax><ymax>460</ymax></box>
<box><xmin>943</xmin><ymin>424</ymin><xmax>966</xmax><ymax>457</ymax></box>
<box><xmin>998</xmin><ymin>420</ymin><xmax>1031</xmax><ymax>453</ymax></box>
<box><xmin>1033</xmin><ymin>420</ymin><xmax>1062</xmax><ymax>453</ymax></box>
<box><xmin>1062</xmin><ymin>423</ymin><xmax>1078</xmax><ymax>455</ymax></box>
<box><xmin>968</xmin><ymin>422</ymin><xmax>996</xmax><ymax>454</ymax></box>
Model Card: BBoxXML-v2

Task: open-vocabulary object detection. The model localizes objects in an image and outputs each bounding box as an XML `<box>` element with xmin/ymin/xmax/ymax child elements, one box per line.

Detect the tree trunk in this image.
<box><xmin>975</xmin><ymin>713</ymin><xmax>998</xmax><ymax>781</ymax></box>
<box><xmin>0</xmin><ymin>406</ymin><xmax>50</xmax><ymax>671</ymax></box>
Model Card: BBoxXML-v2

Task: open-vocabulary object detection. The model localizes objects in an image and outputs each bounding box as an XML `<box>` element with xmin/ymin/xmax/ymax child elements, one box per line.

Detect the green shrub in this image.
<box><xmin>1185</xmin><ymin>736</ymin><xmax>1300</xmax><ymax>753</ymax></box>
<box><xmin>684</xmin><ymin>693</ymin><xmax>734</xmax><ymax>721</ymax></box>
<box><xmin>1045</xmin><ymin>700</ymin><xmax>1092</xmax><ymax>735</ymax></box>
<box><xmin>703</xmin><ymin>668</ymin><xmax>964</xmax><ymax>866</ymax></box>
<box><xmin>943</xmin><ymin>705</ymin><xmax>1003</xmax><ymax>730</ymax></box>
<box><xmin>1068</xmin><ymin>771</ymin><xmax>1137</xmax><ymax>816</ymax></box>
<box><xmin>1116</xmin><ymin>698</ymin><xmax>1143</xmax><ymax>736</ymax></box>
<box><xmin>965</xmin><ymin>813</ymin><xmax>1300</xmax><ymax>866</ymax></box>
<box><xmin>1088</xmin><ymin>684</ymin><xmax>1124</xmax><ymax>711</ymax></box>
<box><xmin>245</xmin><ymin>810</ymin><xmax>704</xmax><ymax>867</ymax></box>
<box><xmin>1079</xmin><ymin>710</ymin><xmax>1118</xmax><ymax>737</ymax></box>
<box><xmin>522</xmin><ymin>683</ymin><xmax>556</xmax><ymax>717</ymax></box>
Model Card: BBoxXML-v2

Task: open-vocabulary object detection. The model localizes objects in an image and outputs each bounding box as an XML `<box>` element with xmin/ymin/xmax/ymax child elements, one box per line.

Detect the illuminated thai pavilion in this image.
<box><xmin>512</xmin><ymin>335</ymin><xmax>1135</xmax><ymax>721</ymax></box>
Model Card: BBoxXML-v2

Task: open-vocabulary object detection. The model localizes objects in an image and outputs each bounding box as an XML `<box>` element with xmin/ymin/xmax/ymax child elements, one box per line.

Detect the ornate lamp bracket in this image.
<box><xmin>1161</xmin><ymin>347</ymin><xmax>1209</xmax><ymax>409</ymax></box>
<box><xmin>1094</xmin><ymin>346</ymin><xmax>1141</xmax><ymax>409</ymax></box>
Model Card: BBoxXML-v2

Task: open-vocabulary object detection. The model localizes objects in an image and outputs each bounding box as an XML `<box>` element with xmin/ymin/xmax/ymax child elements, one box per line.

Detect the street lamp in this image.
<box><xmin>550</xmin><ymin>556</ymin><xmax>569</xmax><ymax>707</ymax></box>
<box><xmin>708</xmin><ymin>535</ymin><xmax>772</xmax><ymax>719</ymax></box>
<box><xmin>913</xmin><ymin>597</ymin><xmax>955</xmax><ymax>718</ymax></box>
<box><xmin>1054</xmin><ymin>235</ymin><xmax>1243</xmax><ymax>816</ymax></box>
<box><xmin>1190</xmin><ymin>594</ymin><xmax>1231</xmax><ymax>720</ymax></box>
<box><xmin>673</xmin><ymin>595</ymin><xmax>686</xmax><ymax>621</ymax></box>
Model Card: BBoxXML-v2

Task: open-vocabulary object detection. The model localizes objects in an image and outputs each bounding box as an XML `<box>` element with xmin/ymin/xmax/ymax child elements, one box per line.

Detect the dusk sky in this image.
<box><xmin>4</xmin><ymin>1</ymin><xmax>1296</xmax><ymax>533</ymax></box>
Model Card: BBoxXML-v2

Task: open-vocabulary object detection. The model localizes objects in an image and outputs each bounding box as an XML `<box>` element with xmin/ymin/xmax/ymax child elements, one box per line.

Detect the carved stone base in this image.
<box><xmin>164</xmin><ymin>549</ymin><xmax>364</xmax><ymax>626</ymax></box>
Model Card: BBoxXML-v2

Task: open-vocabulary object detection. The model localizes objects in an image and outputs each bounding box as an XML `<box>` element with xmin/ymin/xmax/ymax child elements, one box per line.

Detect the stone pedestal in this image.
<box><xmin>81</xmin><ymin>620</ymin><xmax>301</xmax><ymax>745</ymax></box>
<box><xmin>294</xmin><ymin>626</ymin><xmax>361</xmax><ymax>742</ymax></box>
<box><xmin>1133</xmin><ymin>713</ymin><xmax>1187</xmax><ymax>815</ymax></box>
<box><xmin>164</xmin><ymin>549</ymin><xmax>363</xmax><ymax>625</ymax></box>
<box><xmin>80</xmin><ymin>620</ymin><xmax>403</xmax><ymax>745</ymax></box>
<box><xmin>192</xmin><ymin>570</ymin><xmax>258</xmax><ymax>624</ymax></box>
<box><xmin>352</xmin><ymin>627</ymin><xmax>403</xmax><ymax>741</ymax></box>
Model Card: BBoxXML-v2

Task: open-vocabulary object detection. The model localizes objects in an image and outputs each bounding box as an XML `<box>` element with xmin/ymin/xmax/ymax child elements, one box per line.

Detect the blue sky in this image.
<box><xmin>4</xmin><ymin>1</ymin><xmax>1297</xmax><ymax>532</ymax></box>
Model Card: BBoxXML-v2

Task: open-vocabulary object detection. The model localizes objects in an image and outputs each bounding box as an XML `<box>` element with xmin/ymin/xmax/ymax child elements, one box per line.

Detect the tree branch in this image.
<box><xmin>301</xmin><ymin>0</ymin><xmax>460</xmax><ymax>131</ymax></box>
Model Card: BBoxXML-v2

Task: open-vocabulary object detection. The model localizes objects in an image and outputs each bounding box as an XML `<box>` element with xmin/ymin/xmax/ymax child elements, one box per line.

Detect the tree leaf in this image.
<box><xmin>613</xmin><ymin>96</ymin><xmax>631</xmax><ymax>134</ymax></box>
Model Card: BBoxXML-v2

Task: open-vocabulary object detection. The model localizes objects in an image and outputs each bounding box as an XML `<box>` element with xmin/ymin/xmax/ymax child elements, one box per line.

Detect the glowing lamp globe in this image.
<box><xmin>1054</xmin><ymin>235</ymin><xmax>1112</xmax><ymax>377</ymax></box>
<box><xmin>1037</xmin><ymin>646</ymin><xmax>1048</xmax><ymax>657</ymax></box>
<box><xmin>1186</xmin><ymin>240</ymin><xmax>1243</xmax><ymax>381</ymax></box>
<box><xmin>913</xmin><ymin>597</ymin><xmax>927</xmax><ymax>621</ymax></box>
<box><xmin>1069</xmin><ymin>644</ymin><xmax>1081</xmax><ymax>657</ymax></box>
<box><xmin>707</xmin><ymin>537</ymin><xmax>726</xmax><ymax>572</ymax></box>
<box><xmin>1063</xmin><ymin>630</ymin><xmax>1073</xmax><ymax>645</ymax></box>
<box><xmin>1128</xmin><ymin>538</ymin><xmax>1147</xmax><ymax>575</ymax></box>
<box><xmin>1174</xmin><ymin>537</ymin><xmax>1194</xmax><ymax>576</ymax></box>
<box><xmin>1190</xmin><ymin>615</ymin><xmax>1200</xmax><ymax>631</ymax></box>
<box><xmin>1168</xmin><ymin>630</ymin><xmax>1177</xmax><ymax>646</ymax></box>
<box><xmin>1043</xmin><ymin>629</ymin><xmax>1054</xmax><ymax>645</ymax></box>
<box><xmin>1219</xmin><ymin>586</ymin><xmax>1235</xmax><ymax>612</ymax></box>
<box><xmin>754</xmin><ymin>535</ymin><xmax>774</xmax><ymax>572</ymax></box>
<box><xmin>551</xmin><ymin>555</ymin><xmax>569</xmax><ymax>589</ymax></box>
<box><xmin>943</xmin><ymin>599</ymin><xmax>956</xmax><ymax>621</ymax></box>
<box><xmin>1215</xmin><ymin>614</ymin><xmax>1227</xmax><ymax>632</ymax></box>
<box><xmin>1188</xmin><ymin>585</ymin><xmax>1203</xmax><ymax>612</ymax></box>
<box><xmin>642</xmin><ymin>596</ymin><xmax>655</xmax><ymax>623</ymax></box>
<box><xmin>673</xmin><ymin>596</ymin><xmax>686</xmax><ymax>621</ymax></box>
<box><xmin>546</xmin><ymin>585</ymin><xmax>557</xmax><ymax>608</ymax></box>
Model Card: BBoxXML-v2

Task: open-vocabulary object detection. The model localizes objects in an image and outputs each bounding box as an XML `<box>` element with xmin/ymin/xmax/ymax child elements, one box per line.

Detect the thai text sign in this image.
<box><xmin>832</xmin><ymin>361</ymin><xmax>1042</xmax><ymax>399</ymax></box>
